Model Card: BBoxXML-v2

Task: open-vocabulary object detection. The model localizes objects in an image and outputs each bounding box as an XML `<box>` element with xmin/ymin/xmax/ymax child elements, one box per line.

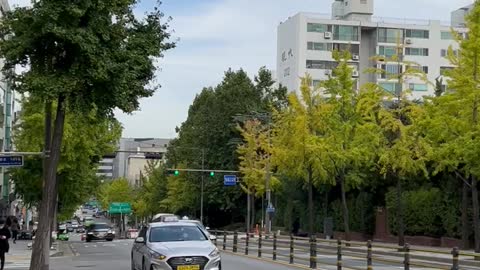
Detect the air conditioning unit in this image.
<box><xmin>324</xmin><ymin>70</ymin><xmax>332</xmax><ymax>76</ymax></box>
<box><xmin>352</xmin><ymin>70</ymin><xmax>359</xmax><ymax>77</ymax></box>
<box><xmin>324</xmin><ymin>32</ymin><xmax>332</xmax><ymax>39</ymax></box>
<box><xmin>405</xmin><ymin>38</ymin><xmax>412</xmax><ymax>44</ymax></box>
<box><xmin>352</xmin><ymin>54</ymin><xmax>359</xmax><ymax>61</ymax></box>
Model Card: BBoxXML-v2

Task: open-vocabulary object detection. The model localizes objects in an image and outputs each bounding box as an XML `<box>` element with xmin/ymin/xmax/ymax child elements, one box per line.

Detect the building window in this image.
<box><xmin>441</xmin><ymin>49</ymin><xmax>459</xmax><ymax>57</ymax></box>
<box><xmin>405</xmin><ymin>47</ymin><xmax>429</xmax><ymax>56</ymax></box>
<box><xmin>405</xmin><ymin>29</ymin><xmax>429</xmax><ymax>39</ymax></box>
<box><xmin>284</xmin><ymin>67</ymin><xmax>290</xmax><ymax>77</ymax></box>
<box><xmin>378</xmin><ymin>46</ymin><xmax>398</xmax><ymax>58</ymax></box>
<box><xmin>307</xmin><ymin>23</ymin><xmax>330</xmax><ymax>33</ymax></box>
<box><xmin>307</xmin><ymin>42</ymin><xmax>332</xmax><ymax>51</ymax></box>
<box><xmin>333</xmin><ymin>43</ymin><xmax>360</xmax><ymax>54</ymax></box>
<box><xmin>409</xmin><ymin>83</ymin><xmax>428</xmax><ymax>91</ymax></box>
<box><xmin>379</xmin><ymin>82</ymin><xmax>402</xmax><ymax>94</ymax></box>
<box><xmin>380</xmin><ymin>64</ymin><xmax>402</xmax><ymax>79</ymax></box>
<box><xmin>311</xmin><ymin>80</ymin><xmax>322</xmax><ymax>87</ymax></box>
<box><xmin>440</xmin><ymin>66</ymin><xmax>455</xmax><ymax>76</ymax></box>
<box><xmin>306</xmin><ymin>60</ymin><xmax>338</xmax><ymax>70</ymax></box>
<box><xmin>378</xmin><ymin>28</ymin><xmax>404</xmax><ymax>43</ymax></box>
<box><xmin>441</xmin><ymin>31</ymin><xmax>454</xmax><ymax>40</ymax></box>
<box><xmin>407</xmin><ymin>65</ymin><xmax>429</xmax><ymax>74</ymax></box>
<box><xmin>333</xmin><ymin>25</ymin><xmax>359</xmax><ymax>41</ymax></box>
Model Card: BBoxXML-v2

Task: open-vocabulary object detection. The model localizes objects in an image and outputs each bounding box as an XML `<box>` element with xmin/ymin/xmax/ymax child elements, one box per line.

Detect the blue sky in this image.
<box><xmin>10</xmin><ymin>0</ymin><xmax>474</xmax><ymax>138</ymax></box>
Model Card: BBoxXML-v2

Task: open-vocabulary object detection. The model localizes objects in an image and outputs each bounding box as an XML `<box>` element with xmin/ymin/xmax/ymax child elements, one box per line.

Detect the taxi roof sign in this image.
<box><xmin>162</xmin><ymin>216</ymin><xmax>179</xmax><ymax>222</ymax></box>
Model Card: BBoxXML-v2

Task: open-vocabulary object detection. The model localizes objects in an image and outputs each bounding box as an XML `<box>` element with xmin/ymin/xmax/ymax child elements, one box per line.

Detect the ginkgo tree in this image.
<box><xmin>271</xmin><ymin>75</ymin><xmax>330</xmax><ymax>235</ymax></box>
<box><xmin>420</xmin><ymin>1</ymin><xmax>480</xmax><ymax>252</ymax></box>
<box><xmin>320</xmin><ymin>50</ymin><xmax>386</xmax><ymax>241</ymax></box>
<box><xmin>237</xmin><ymin>118</ymin><xmax>280</xmax><ymax>231</ymax></box>
<box><xmin>367</xmin><ymin>40</ymin><xmax>431</xmax><ymax>247</ymax></box>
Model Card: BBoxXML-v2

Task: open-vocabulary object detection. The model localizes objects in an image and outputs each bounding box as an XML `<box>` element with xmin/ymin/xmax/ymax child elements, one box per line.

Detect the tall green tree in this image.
<box><xmin>272</xmin><ymin>75</ymin><xmax>330</xmax><ymax>235</ymax></box>
<box><xmin>421</xmin><ymin>1</ymin><xmax>480</xmax><ymax>252</ymax></box>
<box><xmin>320</xmin><ymin>50</ymin><xmax>385</xmax><ymax>241</ymax></box>
<box><xmin>11</xmin><ymin>95</ymin><xmax>121</xmax><ymax>219</ymax></box>
<box><xmin>0</xmin><ymin>1</ymin><xmax>174</xmax><ymax>268</ymax></box>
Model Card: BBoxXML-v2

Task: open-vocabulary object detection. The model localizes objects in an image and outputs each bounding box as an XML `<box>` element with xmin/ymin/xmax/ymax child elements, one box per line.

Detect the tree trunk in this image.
<box><xmin>462</xmin><ymin>180</ymin><xmax>470</xmax><ymax>249</ymax></box>
<box><xmin>251</xmin><ymin>195</ymin><xmax>255</xmax><ymax>231</ymax></box>
<box><xmin>30</xmin><ymin>96</ymin><xmax>66</xmax><ymax>270</ymax></box>
<box><xmin>246</xmin><ymin>191</ymin><xmax>251</xmax><ymax>232</ymax></box>
<box><xmin>340</xmin><ymin>176</ymin><xmax>350</xmax><ymax>242</ymax></box>
<box><xmin>396</xmin><ymin>180</ymin><xmax>405</xmax><ymax>247</ymax></box>
<box><xmin>472</xmin><ymin>176</ymin><xmax>480</xmax><ymax>253</ymax></box>
<box><xmin>307</xmin><ymin>168</ymin><xmax>314</xmax><ymax>236</ymax></box>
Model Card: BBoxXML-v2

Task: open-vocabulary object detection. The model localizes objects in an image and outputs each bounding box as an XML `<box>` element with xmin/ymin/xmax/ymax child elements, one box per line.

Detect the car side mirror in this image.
<box><xmin>135</xmin><ymin>237</ymin><xmax>145</xmax><ymax>243</ymax></box>
<box><xmin>205</xmin><ymin>227</ymin><xmax>210</xmax><ymax>230</ymax></box>
<box><xmin>209</xmin><ymin>235</ymin><xmax>217</xmax><ymax>241</ymax></box>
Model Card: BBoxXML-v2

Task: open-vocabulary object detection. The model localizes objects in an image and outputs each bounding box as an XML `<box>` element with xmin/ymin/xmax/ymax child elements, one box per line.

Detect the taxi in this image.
<box><xmin>131</xmin><ymin>216</ymin><xmax>221</xmax><ymax>270</ymax></box>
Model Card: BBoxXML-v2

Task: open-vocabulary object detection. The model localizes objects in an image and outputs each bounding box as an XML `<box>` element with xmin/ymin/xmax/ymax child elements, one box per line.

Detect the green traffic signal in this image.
<box><xmin>210</xmin><ymin>171</ymin><xmax>215</xmax><ymax>177</ymax></box>
<box><xmin>175</xmin><ymin>170</ymin><xmax>179</xmax><ymax>176</ymax></box>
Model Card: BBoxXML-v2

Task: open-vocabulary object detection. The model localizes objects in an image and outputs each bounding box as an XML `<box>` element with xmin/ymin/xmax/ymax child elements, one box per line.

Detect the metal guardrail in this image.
<box><xmin>210</xmin><ymin>230</ymin><xmax>480</xmax><ymax>270</ymax></box>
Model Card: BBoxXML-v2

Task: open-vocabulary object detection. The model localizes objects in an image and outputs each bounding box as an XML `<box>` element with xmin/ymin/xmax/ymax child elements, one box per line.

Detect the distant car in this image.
<box><xmin>77</xmin><ymin>225</ymin><xmax>85</xmax><ymax>233</ymax></box>
<box><xmin>86</xmin><ymin>223</ymin><xmax>115</xmax><ymax>242</ymax></box>
<box><xmin>72</xmin><ymin>221</ymin><xmax>79</xmax><ymax>229</ymax></box>
<box><xmin>83</xmin><ymin>216</ymin><xmax>94</xmax><ymax>226</ymax></box>
<box><xmin>182</xmin><ymin>219</ymin><xmax>214</xmax><ymax>240</ymax></box>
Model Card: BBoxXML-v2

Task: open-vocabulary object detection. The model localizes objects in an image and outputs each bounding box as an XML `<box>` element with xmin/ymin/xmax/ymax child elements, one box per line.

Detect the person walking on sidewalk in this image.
<box><xmin>0</xmin><ymin>219</ymin><xmax>11</xmax><ymax>270</ymax></box>
<box><xmin>10</xmin><ymin>219</ymin><xmax>19</xmax><ymax>244</ymax></box>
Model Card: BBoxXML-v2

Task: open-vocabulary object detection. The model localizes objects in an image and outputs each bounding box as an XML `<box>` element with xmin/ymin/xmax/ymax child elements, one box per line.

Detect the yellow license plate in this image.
<box><xmin>177</xmin><ymin>265</ymin><xmax>200</xmax><ymax>270</ymax></box>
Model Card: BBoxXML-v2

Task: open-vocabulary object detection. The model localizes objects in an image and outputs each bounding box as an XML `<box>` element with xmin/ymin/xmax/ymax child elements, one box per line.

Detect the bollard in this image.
<box><xmin>337</xmin><ymin>239</ymin><xmax>342</xmax><ymax>270</ymax></box>
<box><xmin>258</xmin><ymin>230</ymin><xmax>263</xmax><ymax>257</ymax></box>
<box><xmin>223</xmin><ymin>231</ymin><xmax>227</xmax><ymax>251</ymax></box>
<box><xmin>245</xmin><ymin>230</ymin><xmax>249</xmax><ymax>255</ymax></box>
<box><xmin>404</xmin><ymin>243</ymin><xmax>410</xmax><ymax>270</ymax></box>
<box><xmin>310</xmin><ymin>234</ymin><xmax>317</xmax><ymax>269</ymax></box>
<box><xmin>367</xmin><ymin>240</ymin><xmax>373</xmax><ymax>270</ymax></box>
<box><xmin>451</xmin><ymin>247</ymin><xmax>459</xmax><ymax>270</ymax></box>
<box><xmin>233</xmin><ymin>231</ymin><xmax>238</xmax><ymax>252</ymax></box>
<box><xmin>214</xmin><ymin>230</ymin><xmax>218</xmax><ymax>246</ymax></box>
<box><xmin>273</xmin><ymin>232</ymin><xmax>277</xmax><ymax>261</ymax></box>
<box><xmin>289</xmin><ymin>234</ymin><xmax>294</xmax><ymax>264</ymax></box>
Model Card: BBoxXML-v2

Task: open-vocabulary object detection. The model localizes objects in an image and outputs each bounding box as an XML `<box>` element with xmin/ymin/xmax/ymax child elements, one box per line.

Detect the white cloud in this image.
<box><xmin>5</xmin><ymin>0</ymin><xmax>477</xmax><ymax>138</ymax></box>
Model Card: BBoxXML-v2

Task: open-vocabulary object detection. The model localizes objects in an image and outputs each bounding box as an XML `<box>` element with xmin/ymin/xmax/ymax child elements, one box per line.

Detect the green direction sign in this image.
<box><xmin>108</xmin><ymin>202</ymin><xmax>132</xmax><ymax>214</ymax></box>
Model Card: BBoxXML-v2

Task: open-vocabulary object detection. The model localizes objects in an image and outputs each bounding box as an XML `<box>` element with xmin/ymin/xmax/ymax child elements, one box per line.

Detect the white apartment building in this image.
<box><xmin>277</xmin><ymin>0</ymin><xmax>472</xmax><ymax>100</ymax></box>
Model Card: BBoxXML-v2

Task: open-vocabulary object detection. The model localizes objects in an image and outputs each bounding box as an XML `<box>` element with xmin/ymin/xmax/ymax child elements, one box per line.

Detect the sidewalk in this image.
<box><xmin>5</xmin><ymin>240</ymin><xmax>32</xmax><ymax>269</ymax></box>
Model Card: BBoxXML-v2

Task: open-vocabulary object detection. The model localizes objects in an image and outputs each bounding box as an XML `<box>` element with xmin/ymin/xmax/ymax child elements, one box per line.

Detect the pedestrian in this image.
<box><xmin>0</xmin><ymin>219</ymin><xmax>11</xmax><ymax>270</ymax></box>
<box><xmin>11</xmin><ymin>218</ymin><xmax>19</xmax><ymax>244</ymax></box>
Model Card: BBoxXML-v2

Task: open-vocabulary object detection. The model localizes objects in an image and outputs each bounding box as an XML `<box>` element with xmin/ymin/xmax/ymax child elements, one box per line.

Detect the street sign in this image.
<box><xmin>108</xmin><ymin>202</ymin><xmax>132</xmax><ymax>214</ymax></box>
<box><xmin>223</xmin><ymin>175</ymin><xmax>237</xmax><ymax>186</ymax></box>
<box><xmin>0</xmin><ymin>156</ymin><xmax>23</xmax><ymax>167</ymax></box>
<box><xmin>266</xmin><ymin>206</ymin><xmax>276</xmax><ymax>213</ymax></box>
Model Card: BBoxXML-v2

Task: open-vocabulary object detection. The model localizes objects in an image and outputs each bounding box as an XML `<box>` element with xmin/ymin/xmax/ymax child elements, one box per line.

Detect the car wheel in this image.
<box><xmin>86</xmin><ymin>237</ymin><xmax>91</xmax><ymax>243</ymax></box>
<box><xmin>106</xmin><ymin>238</ymin><xmax>113</xmax><ymax>242</ymax></box>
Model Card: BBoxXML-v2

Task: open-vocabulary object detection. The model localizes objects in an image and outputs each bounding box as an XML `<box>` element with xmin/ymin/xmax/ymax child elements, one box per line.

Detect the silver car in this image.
<box><xmin>131</xmin><ymin>221</ymin><xmax>221</xmax><ymax>270</ymax></box>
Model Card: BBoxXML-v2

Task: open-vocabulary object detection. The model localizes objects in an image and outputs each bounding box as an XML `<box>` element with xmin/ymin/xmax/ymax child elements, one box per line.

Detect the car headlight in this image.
<box><xmin>149</xmin><ymin>250</ymin><xmax>166</xmax><ymax>261</ymax></box>
<box><xmin>209</xmin><ymin>248</ymin><xmax>220</xmax><ymax>258</ymax></box>
<box><xmin>107</xmin><ymin>230</ymin><xmax>115</xmax><ymax>234</ymax></box>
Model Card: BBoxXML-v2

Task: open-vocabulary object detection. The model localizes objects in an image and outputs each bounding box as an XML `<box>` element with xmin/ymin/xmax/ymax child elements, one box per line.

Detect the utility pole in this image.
<box><xmin>264</xmin><ymin>115</ymin><xmax>273</xmax><ymax>235</ymax></box>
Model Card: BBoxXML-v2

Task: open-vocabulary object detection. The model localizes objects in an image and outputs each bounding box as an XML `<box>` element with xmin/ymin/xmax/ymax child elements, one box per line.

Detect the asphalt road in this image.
<box><xmin>47</xmin><ymin>233</ymin><xmax>300</xmax><ymax>270</ymax></box>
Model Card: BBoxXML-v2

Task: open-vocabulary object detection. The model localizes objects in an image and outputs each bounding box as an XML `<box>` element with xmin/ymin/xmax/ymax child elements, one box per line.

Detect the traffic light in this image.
<box><xmin>167</xmin><ymin>170</ymin><xmax>180</xmax><ymax>176</ymax></box>
<box><xmin>209</xmin><ymin>171</ymin><xmax>215</xmax><ymax>177</ymax></box>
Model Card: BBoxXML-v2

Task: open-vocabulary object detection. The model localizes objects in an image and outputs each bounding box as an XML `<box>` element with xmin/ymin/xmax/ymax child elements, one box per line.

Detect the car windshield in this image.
<box><xmin>92</xmin><ymin>224</ymin><xmax>109</xmax><ymax>230</ymax></box>
<box><xmin>149</xmin><ymin>226</ymin><xmax>207</xmax><ymax>242</ymax></box>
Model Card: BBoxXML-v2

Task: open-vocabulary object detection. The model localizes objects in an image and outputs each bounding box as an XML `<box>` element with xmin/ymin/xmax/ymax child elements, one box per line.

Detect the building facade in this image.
<box><xmin>97</xmin><ymin>138</ymin><xmax>171</xmax><ymax>186</ymax></box>
<box><xmin>277</xmin><ymin>0</ymin><xmax>471</xmax><ymax>99</ymax></box>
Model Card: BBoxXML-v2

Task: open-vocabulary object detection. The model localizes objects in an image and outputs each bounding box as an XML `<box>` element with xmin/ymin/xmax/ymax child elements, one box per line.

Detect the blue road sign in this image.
<box><xmin>0</xmin><ymin>156</ymin><xmax>23</xmax><ymax>167</ymax></box>
<box><xmin>224</xmin><ymin>175</ymin><xmax>237</xmax><ymax>186</ymax></box>
<box><xmin>266</xmin><ymin>206</ymin><xmax>276</xmax><ymax>213</ymax></box>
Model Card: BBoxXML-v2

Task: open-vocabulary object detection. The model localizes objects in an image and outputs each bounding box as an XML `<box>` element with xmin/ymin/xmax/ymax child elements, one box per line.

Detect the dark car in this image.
<box><xmin>77</xmin><ymin>225</ymin><xmax>85</xmax><ymax>233</ymax></box>
<box><xmin>86</xmin><ymin>223</ymin><xmax>115</xmax><ymax>242</ymax></box>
